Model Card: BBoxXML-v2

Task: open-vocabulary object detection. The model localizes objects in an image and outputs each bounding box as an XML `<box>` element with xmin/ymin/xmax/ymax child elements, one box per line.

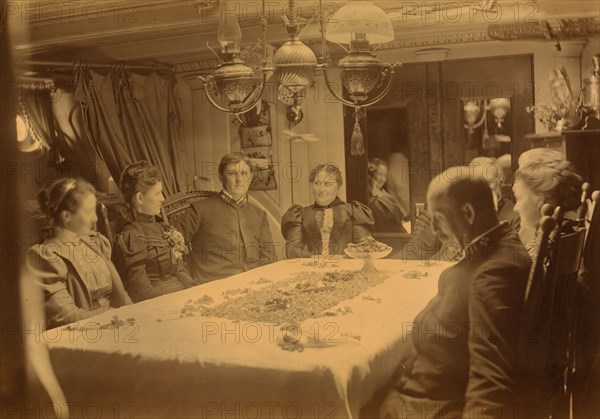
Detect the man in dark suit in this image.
<box><xmin>378</xmin><ymin>166</ymin><xmax>531</xmax><ymax>418</ymax></box>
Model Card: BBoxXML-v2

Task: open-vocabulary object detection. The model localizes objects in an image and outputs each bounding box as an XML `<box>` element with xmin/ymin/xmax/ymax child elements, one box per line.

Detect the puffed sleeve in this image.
<box><xmin>349</xmin><ymin>201</ymin><xmax>374</xmax><ymax>242</ymax></box>
<box><xmin>281</xmin><ymin>205</ymin><xmax>311</xmax><ymax>259</ymax></box>
<box><xmin>114</xmin><ymin>229</ymin><xmax>165</xmax><ymax>303</ymax></box>
<box><xmin>171</xmin><ymin>202</ymin><xmax>202</xmax><ymax>243</ymax></box>
<box><xmin>26</xmin><ymin>244</ymin><xmax>111</xmax><ymax>327</ymax></box>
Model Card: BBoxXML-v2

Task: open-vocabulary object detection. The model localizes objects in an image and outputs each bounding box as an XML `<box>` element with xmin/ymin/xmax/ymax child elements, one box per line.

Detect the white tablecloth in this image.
<box><xmin>45</xmin><ymin>259</ymin><xmax>452</xmax><ymax>419</ymax></box>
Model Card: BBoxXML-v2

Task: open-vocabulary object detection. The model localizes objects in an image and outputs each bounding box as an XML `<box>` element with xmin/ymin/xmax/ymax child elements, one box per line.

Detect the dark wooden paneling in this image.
<box><xmin>426</xmin><ymin>61</ymin><xmax>443</xmax><ymax>193</ymax></box>
<box><xmin>343</xmin><ymin>55</ymin><xmax>534</xmax><ymax>224</ymax></box>
<box><xmin>441</xmin><ymin>55</ymin><xmax>534</xmax><ymax>167</ymax></box>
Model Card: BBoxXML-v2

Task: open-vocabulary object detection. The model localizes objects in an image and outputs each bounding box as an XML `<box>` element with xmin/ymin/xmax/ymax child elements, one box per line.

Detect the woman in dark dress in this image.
<box><xmin>281</xmin><ymin>163</ymin><xmax>374</xmax><ymax>258</ymax></box>
<box><xmin>114</xmin><ymin>162</ymin><xmax>197</xmax><ymax>302</ymax></box>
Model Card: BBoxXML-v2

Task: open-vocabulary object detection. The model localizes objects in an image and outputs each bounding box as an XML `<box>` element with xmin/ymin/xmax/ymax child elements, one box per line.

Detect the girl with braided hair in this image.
<box><xmin>26</xmin><ymin>178</ymin><xmax>131</xmax><ymax>328</ymax></box>
<box><xmin>513</xmin><ymin>148</ymin><xmax>584</xmax><ymax>257</ymax></box>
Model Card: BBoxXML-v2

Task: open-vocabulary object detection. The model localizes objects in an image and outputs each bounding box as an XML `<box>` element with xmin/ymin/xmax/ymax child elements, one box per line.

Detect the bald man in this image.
<box><xmin>378</xmin><ymin>167</ymin><xmax>531</xmax><ymax>419</ymax></box>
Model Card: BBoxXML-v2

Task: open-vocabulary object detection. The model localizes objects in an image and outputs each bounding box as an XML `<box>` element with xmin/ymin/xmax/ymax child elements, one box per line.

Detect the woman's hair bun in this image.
<box><xmin>36</xmin><ymin>188</ymin><xmax>52</xmax><ymax>216</ymax></box>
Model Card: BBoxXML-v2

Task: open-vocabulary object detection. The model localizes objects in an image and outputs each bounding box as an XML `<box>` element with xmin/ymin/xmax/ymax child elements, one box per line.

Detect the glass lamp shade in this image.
<box><xmin>218</xmin><ymin>15</ymin><xmax>242</xmax><ymax>52</ymax></box>
<box><xmin>463</xmin><ymin>101</ymin><xmax>481</xmax><ymax>126</ymax></box>
<box><xmin>325</xmin><ymin>1</ymin><xmax>394</xmax><ymax>45</ymax></box>
<box><xmin>489</xmin><ymin>98</ymin><xmax>510</xmax><ymax>127</ymax></box>
<box><xmin>273</xmin><ymin>39</ymin><xmax>317</xmax><ymax>93</ymax></box>
<box><xmin>218</xmin><ymin>2</ymin><xmax>242</xmax><ymax>53</ymax></box>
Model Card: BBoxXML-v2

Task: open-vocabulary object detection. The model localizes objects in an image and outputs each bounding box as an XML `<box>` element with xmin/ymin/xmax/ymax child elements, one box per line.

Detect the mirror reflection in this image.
<box><xmin>463</xmin><ymin>97</ymin><xmax>512</xmax><ymax>161</ymax></box>
<box><xmin>366</xmin><ymin>105</ymin><xmax>411</xmax><ymax>233</ymax></box>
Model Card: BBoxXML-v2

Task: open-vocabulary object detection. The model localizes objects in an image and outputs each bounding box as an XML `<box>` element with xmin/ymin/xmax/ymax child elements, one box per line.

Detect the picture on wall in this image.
<box><xmin>239</xmin><ymin>100</ymin><xmax>277</xmax><ymax>190</ymax></box>
<box><xmin>240</xmin><ymin>125</ymin><xmax>272</xmax><ymax>148</ymax></box>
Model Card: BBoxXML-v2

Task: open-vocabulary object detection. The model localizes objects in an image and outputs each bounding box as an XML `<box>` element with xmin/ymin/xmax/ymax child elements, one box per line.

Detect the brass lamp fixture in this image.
<box><xmin>318</xmin><ymin>0</ymin><xmax>401</xmax><ymax>156</ymax></box>
<box><xmin>197</xmin><ymin>0</ymin><xmax>270</xmax><ymax>124</ymax></box>
<box><xmin>273</xmin><ymin>0</ymin><xmax>318</xmax><ymax>125</ymax></box>
<box><xmin>198</xmin><ymin>0</ymin><xmax>400</xmax><ymax>144</ymax></box>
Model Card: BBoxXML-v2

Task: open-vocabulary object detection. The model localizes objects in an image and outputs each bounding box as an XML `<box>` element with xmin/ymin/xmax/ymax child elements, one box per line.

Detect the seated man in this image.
<box><xmin>397</xmin><ymin>157</ymin><xmax>520</xmax><ymax>260</ymax></box>
<box><xmin>173</xmin><ymin>152</ymin><xmax>276</xmax><ymax>283</ymax></box>
<box><xmin>378</xmin><ymin>166</ymin><xmax>531</xmax><ymax>418</ymax></box>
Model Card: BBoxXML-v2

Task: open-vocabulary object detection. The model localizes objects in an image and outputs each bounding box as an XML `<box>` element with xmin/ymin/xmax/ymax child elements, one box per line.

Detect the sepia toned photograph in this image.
<box><xmin>1</xmin><ymin>1</ymin><xmax>600</xmax><ymax>418</ymax></box>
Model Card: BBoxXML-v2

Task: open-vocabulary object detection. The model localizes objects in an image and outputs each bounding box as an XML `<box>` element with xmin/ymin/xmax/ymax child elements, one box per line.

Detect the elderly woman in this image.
<box><xmin>281</xmin><ymin>163</ymin><xmax>374</xmax><ymax>258</ymax></box>
<box><xmin>26</xmin><ymin>178</ymin><xmax>131</xmax><ymax>329</ymax></box>
<box><xmin>368</xmin><ymin>158</ymin><xmax>407</xmax><ymax>233</ymax></box>
<box><xmin>113</xmin><ymin>161</ymin><xmax>197</xmax><ymax>302</ymax></box>
<box><xmin>513</xmin><ymin>148</ymin><xmax>583</xmax><ymax>258</ymax></box>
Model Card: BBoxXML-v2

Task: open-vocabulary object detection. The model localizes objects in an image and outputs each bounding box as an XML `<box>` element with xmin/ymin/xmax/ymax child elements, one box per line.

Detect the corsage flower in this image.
<box><xmin>163</xmin><ymin>226</ymin><xmax>186</xmax><ymax>261</ymax></box>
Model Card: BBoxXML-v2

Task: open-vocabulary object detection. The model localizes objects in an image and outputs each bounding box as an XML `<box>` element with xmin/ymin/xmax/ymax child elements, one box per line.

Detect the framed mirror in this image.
<box><xmin>364</xmin><ymin>103</ymin><xmax>412</xmax><ymax>240</ymax></box>
<box><xmin>462</xmin><ymin>96</ymin><xmax>515</xmax><ymax>200</ymax></box>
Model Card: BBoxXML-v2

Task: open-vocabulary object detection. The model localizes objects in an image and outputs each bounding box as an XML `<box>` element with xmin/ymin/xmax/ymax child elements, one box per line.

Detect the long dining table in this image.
<box><xmin>44</xmin><ymin>258</ymin><xmax>452</xmax><ymax>419</ymax></box>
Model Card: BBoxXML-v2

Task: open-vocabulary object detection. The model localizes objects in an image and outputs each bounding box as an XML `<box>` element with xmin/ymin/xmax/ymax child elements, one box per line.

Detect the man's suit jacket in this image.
<box><xmin>381</xmin><ymin>223</ymin><xmax>531</xmax><ymax>419</ymax></box>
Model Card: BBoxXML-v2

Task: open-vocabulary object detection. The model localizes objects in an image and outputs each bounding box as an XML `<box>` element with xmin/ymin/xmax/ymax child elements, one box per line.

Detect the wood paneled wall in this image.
<box><xmin>345</xmin><ymin>54</ymin><xmax>535</xmax><ymax>218</ymax></box>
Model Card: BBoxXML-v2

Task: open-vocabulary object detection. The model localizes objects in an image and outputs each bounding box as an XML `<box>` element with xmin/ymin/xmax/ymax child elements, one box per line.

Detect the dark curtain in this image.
<box><xmin>19</xmin><ymin>88</ymin><xmax>64</xmax><ymax>164</ymax></box>
<box><xmin>74</xmin><ymin>65</ymin><xmax>189</xmax><ymax>195</ymax></box>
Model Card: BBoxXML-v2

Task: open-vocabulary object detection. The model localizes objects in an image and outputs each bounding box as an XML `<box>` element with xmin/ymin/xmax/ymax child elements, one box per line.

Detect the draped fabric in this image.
<box><xmin>73</xmin><ymin>66</ymin><xmax>189</xmax><ymax>195</ymax></box>
<box><xmin>19</xmin><ymin>88</ymin><xmax>63</xmax><ymax>163</ymax></box>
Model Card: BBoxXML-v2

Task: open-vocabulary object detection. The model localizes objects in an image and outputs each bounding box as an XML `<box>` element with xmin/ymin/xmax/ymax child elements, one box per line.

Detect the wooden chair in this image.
<box><xmin>519</xmin><ymin>204</ymin><xmax>587</xmax><ymax>419</ymax></box>
<box><xmin>572</xmin><ymin>189</ymin><xmax>600</xmax><ymax>417</ymax></box>
<box><xmin>546</xmin><ymin>226</ymin><xmax>586</xmax><ymax>419</ymax></box>
<box><xmin>161</xmin><ymin>190</ymin><xmax>218</xmax><ymax>225</ymax></box>
<box><xmin>577</xmin><ymin>182</ymin><xmax>591</xmax><ymax>220</ymax></box>
<box><xmin>519</xmin><ymin>215</ymin><xmax>558</xmax><ymax>412</ymax></box>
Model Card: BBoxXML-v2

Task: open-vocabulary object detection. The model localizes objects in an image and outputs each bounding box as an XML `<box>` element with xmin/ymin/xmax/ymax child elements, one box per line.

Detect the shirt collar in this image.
<box><xmin>220</xmin><ymin>189</ymin><xmax>247</xmax><ymax>206</ymax></box>
<box><xmin>134</xmin><ymin>211</ymin><xmax>155</xmax><ymax>223</ymax></box>
<box><xmin>462</xmin><ymin>221</ymin><xmax>507</xmax><ymax>254</ymax></box>
<box><xmin>55</xmin><ymin>226</ymin><xmax>82</xmax><ymax>245</ymax></box>
<box><xmin>313</xmin><ymin>196</ymin><xmax>342</xmax><ymax>209</ymax></box>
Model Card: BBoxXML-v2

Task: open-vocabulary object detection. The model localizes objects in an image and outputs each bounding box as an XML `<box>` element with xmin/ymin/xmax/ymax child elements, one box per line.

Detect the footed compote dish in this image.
<box><xmin>344</xmin><ymin>236</ymin><xmax>392</xmax><ymax>272</ymax></box>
